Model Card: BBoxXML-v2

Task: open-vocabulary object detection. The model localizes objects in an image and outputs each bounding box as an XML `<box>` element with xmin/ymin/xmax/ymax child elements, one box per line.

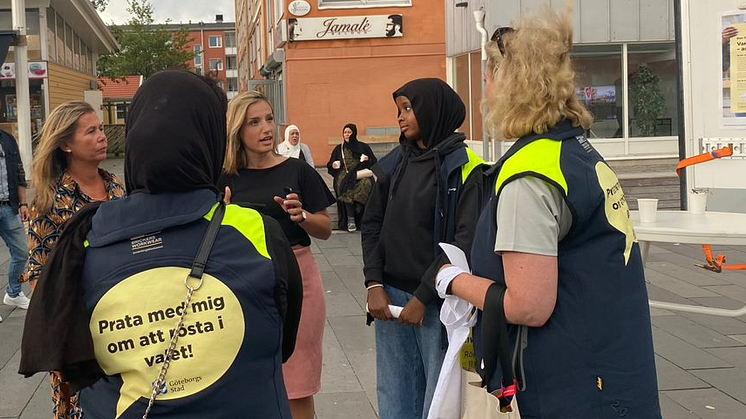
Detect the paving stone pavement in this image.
<box><xmin>1</xmin><ymin>159</ymin><xmax>746</xmax><ymax>418</ymax></box>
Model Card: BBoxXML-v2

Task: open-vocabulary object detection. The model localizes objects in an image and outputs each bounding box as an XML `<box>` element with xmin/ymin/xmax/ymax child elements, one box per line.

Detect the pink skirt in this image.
<box><xmin>282</xmin><ymin>245</ymin><xmax>326</xmax><ymax>399</ymax></box>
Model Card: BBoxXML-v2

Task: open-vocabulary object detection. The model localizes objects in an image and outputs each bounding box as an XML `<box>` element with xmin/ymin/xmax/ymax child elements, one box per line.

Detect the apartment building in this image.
<box><xmin>157</xmin><ymin>17</ymin><xmax>239</xmax><ymax>99</ymax></box>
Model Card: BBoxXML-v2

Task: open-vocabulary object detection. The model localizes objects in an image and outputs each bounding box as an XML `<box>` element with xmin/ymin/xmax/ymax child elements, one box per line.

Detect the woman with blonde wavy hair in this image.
<box><xmin>21</xmin><ymin>100</ymin><xmax>124</xmax><ymax>418</ymax></box>
<box><xmin>219</xmin><ymin>91</ymin><xmax>335</xmax><ymax>419</ymax></box>
<box><xmin>435</xmin><ymin>3</ymin><xmax>663</xmax><ymax>418</ymax></box>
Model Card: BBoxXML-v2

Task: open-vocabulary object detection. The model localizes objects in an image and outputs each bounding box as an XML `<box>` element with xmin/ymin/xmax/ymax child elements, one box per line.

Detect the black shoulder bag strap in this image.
<box><xmin>481</xmin><ymin>282</ymin><xmax>518</xmax><ymax>413</ymax></box>
<box><xmin>142</xmin><ymin>201</ymin><xmax>226</xmax><ymax>419</ymax></box>
<box><xmin>190</xmin><ymin>201</ymin><xmax>226</xmax><ymax>278</ymax></box>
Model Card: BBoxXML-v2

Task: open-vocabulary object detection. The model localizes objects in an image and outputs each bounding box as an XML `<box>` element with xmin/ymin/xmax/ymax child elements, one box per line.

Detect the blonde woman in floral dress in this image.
<box><xmin>20</xmin><ymin>101</ymin><xmax>125</xmax><ymax>418</ymax></box>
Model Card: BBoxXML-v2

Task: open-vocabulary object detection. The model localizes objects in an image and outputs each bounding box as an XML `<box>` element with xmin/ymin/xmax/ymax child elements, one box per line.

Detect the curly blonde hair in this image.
<box><xmin>223</xmin><ymin>90</ymin><xmax>278</xmax><ymax>175</ymax></box>
<box><xmin>484</xmin><ymin>1</ymin><xmax>593</xmax><ymax>140</ymax></box>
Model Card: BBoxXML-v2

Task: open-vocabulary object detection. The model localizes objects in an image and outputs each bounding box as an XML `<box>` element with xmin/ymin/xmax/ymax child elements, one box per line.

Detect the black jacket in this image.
<box><xmin>0</xmin><ymin>129</ymin><xmax>27</xmax><ymax>211</ymax></box>
<box><xmin>361</xmin><ymin>134</ymin><xmax>485</xmax><ymax>305</ymax></box>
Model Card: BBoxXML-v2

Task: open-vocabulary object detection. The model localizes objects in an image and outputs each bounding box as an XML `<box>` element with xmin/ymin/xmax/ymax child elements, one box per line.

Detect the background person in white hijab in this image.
<box><xmin>279</xmin><ymin>124</ymin><xmax>315</xmax><ymax>167</ymax></box>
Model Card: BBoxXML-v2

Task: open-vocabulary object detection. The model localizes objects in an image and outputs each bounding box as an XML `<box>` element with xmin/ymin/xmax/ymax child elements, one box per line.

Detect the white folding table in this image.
<box><xmin>630</xmin><ymin>210</ymin><xmax>746</xmax><ymax>317</ymax></box>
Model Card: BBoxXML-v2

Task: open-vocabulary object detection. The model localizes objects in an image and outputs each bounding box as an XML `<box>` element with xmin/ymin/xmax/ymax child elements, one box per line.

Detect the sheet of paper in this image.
<box><xmin>439</xmin><ymin>242</ymin><xmax>471</xmax><ymax>272</ymax></box>
<box><xmin>365</xmin><ymin>303</ymin><xmax>404</xmax><ymax>319</ymax></box>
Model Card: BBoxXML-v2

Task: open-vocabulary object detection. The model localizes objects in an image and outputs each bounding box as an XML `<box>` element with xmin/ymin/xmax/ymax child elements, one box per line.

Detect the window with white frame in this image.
<box><xmin>208</xmin><ymin>35</ymin><xmax>222</xmax><ymax>48</ymax></box>
<box><xmin>274</xmin><ymin>0</ymin><xmax>285</xmax><ymax>24</ymax></box>
<box><xmin>225</xmin><ymin>32</ymin><xmax>236</xmax><ymax>48</ymax></box>
<box><xmin>226</xmin><ymin>55</ymin><xmax>237</xmax><ymax>70</ymax></box>
<box><xmin>227</xmin><ymin>77</ymin><xmax>238</xmax><ymax>92</ymax></box>
<box><xmin>194</xmin><ymin>45</ymin><xmax>203</xmax><ymax>66</ymax></box>
<box><xmin>318</xmin><ymin>0</ymin><xmax>411</xmax><ymax>9</ymax></box>
<box><xmin>209</xmin><ymin>58</ymin><xmax>223</xmax><ymax>71</ymax></box>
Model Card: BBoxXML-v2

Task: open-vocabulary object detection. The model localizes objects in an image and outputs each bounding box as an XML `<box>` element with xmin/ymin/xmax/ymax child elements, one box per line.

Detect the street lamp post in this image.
<box><xmin>11</xmin><ymin>0</ymin><xmax>32</xmax><ymax>178</ymax></box>
<box><xmin>473</xmin><ymin>9</ymin><xmax>490</xmax><ymax>161</ymax></box>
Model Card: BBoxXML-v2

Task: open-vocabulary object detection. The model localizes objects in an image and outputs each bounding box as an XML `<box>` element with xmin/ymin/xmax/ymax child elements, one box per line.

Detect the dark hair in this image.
<box><xmin>388</xmin><ymin>15</ymin><xmax>402</xmax><ymax>27</ymax></box>
<box><xmin>196</xmin><ymin>71</ymin><xmax>228</xmax><ymax>111</ymax></box>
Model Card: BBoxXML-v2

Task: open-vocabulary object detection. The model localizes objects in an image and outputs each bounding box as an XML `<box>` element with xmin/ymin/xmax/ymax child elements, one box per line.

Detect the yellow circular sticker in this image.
<box><xmin>595</xmin><ymin>162</ymin><xmax>637</xmax><ymax>265</ymax></box>
<box><xmin>89</xmin><ymin>267</ymin><xmax>245</xmax><ymax>418</ymax></box>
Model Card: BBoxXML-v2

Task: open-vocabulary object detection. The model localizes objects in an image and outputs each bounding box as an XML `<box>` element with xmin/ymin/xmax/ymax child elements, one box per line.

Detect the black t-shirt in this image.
<box><xmin>219</xmin><ymin>158</ymin><xmax>336</xmax><ymax>247</ymax></box>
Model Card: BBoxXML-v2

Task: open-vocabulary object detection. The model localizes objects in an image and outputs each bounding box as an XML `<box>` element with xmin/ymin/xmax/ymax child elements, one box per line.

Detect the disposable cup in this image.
<box><xmin>637</xmin><ymin>199</ymin><xmax>658</xmax><ymax>223</ymax></box>
<box><xmin>689</xmin><ymin>193</ymin><xmax>707</xmax><ymax>214</ymax></box>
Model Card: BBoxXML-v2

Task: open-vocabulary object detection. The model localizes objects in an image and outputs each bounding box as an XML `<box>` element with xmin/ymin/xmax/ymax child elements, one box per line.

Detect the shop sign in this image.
<box><xmin>289</xmin><ymin>14</ymin><xmax>403</xmax><ymax>41</ymax></box>
<box><xmin>0</xmin><ymin>62</ymin><xmax>48</xmax><ymax>80</ymax></box>
<box><xmin>288</xmin><ymin>0</ymin><xmax>311</xmax><ymax>17</ymax></box>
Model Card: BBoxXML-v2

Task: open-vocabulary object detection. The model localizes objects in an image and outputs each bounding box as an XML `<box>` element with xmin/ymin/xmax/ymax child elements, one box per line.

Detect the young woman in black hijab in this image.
<box><xmin>361</xmin><ymin>78</ymin><xmax>486</xmax><ymax>419</ymax></box>
<box><xmin>326</xmin><ymin>123</ymin><xmax>377</xmax><ymax>231</ymax></box>
<box><xmin>20</xmin><ymin>70</ymin><xmax>302</xmax><ymax>419</ymax></box>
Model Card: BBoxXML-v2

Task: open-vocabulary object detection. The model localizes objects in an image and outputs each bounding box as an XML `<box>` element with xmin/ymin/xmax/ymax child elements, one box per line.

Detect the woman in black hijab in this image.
<box><xmin>20</xmin><ymin>70</ymin><xmax>302</xmax><ymax>419</ymax></box>
<box><xmin>360</xmin><ymin>78</ymin><xmax>486</xmax><ymax>419</ymax></box>
<box><xmin>326</xmin><ymin>123</ymin><xmax>377</xmax><ymax>231</ymax></box>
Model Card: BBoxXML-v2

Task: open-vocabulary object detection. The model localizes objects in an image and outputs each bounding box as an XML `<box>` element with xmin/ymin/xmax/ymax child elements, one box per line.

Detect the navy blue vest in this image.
<box><xmin>78</xmin><ymin>192</ymin><xmax>291</xmax><ymax>419</ymax></box>
<box><xmin>471</xmin><ymin>121</ymin><xmax>662</xmax><ymax>419</ymax></box>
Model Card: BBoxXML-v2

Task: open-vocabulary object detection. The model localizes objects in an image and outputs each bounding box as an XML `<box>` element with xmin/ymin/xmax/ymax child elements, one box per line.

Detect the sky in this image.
<box><xmin>98</xmin><ymin>0</ymin><xmax>236</xmax><ymax>25</ymax></box>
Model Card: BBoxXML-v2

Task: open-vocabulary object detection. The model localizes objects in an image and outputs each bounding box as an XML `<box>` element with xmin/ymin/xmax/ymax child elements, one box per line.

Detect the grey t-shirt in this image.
<box><xmin>495</xmin><ymin>176</ymin><xmax>572</xmax><ymax>256</ymax></box>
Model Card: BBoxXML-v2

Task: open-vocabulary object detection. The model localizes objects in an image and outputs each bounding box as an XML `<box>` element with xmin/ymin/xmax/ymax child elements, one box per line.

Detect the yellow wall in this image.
<box><xmin>47</xmin><ymin>62</ymin><xmax>95</xmax><ymax>110</ymax></box>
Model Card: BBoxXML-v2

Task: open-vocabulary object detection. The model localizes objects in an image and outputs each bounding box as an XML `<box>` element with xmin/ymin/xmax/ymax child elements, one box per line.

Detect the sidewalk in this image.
<box><xmin>1</xmin><ymin>159</ymin><xmax>746</xmax><ymax>418</ymax></box>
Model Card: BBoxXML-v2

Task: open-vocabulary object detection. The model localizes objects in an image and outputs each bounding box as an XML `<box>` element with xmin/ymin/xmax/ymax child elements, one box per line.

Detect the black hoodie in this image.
<box><xmin>362</xmin><ymin>78</ymin><xmax>484</xmax><ymax>305</ymax></box>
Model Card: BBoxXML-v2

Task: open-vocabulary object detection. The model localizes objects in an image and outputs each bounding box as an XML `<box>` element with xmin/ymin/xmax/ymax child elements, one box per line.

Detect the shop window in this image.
<box><xmin>318</xmin><ymin>0</ymin><xmax>411</xmax><ymax>8</ymax></box>
<box><xmin>572</xmin><ymin>45</ymin><xmax>623</xmax><ymax>139</ymax></box>
<box><xmin>209</xmin><ymin>35</ymin><xmax>222</xmax><ymax>48</ymax></box>
<box><xmin>627</xmin><ymin>44</ymin><xmax>678</xmax><ymax>137</ymax></box>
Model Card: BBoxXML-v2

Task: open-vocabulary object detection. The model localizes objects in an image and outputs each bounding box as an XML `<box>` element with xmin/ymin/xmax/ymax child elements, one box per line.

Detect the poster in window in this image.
<box><xmin>721</xmin><ymin>12</ymin><xmax>746</xmax><ymax>126</ymax></box>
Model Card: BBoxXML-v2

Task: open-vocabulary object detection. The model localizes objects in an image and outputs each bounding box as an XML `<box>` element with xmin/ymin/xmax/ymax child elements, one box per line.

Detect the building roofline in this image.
<box><xmin>69</xmin><ymin>0</ymin><xmax>119</xmax><ymax>52</ymax></box>
<box><xmin>131</xmin><ymin>22</ymin><xmax>236</xmax><ymax>32</ymax></box>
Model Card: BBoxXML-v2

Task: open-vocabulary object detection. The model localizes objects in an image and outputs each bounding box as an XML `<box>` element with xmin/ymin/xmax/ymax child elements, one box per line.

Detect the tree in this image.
<box><xmin>97</xmin><ymin>0</ymin><xmax>195</xmax><ymax>79</ymax></box>
<box><xmin>91</xmin><ymin>0</ymin><xmax>108</xmax><ymax>11</ymax></box>
<box><xmin>629</xmin><ymin>64</ymin><xmax>666</xmax><ymax>137</ymax></box>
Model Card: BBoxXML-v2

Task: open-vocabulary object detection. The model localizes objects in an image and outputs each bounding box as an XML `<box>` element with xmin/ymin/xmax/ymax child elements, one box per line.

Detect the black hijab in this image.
<box><xmin>389</xmin><ymin>78</ymin><xmax>467</xmax><ymax>196</ymax></box>
<box><xmin>392</xmin><ymin>78</ymin><xmax>466</xmax><ymax>150</ymax></box>
<box><xmin>341</xmin><ymin>123</ymin><xmax>369</xmax><ymax>156</ymax></box>
<box><xmin>125</xmin><ymin>70</ymin><xmax>227</xmax><ymax>194</ymax></box>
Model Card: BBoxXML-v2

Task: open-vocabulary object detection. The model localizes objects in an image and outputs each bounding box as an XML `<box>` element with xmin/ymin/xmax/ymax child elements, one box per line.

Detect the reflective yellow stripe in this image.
<box><xmin>84</xmin><ymin>239</ymin><xmax>89</xmax><ymax>248</ymax></box>
<box><xmin>205</xmin><ymin>203</ymin><xmax>271</xmax><ymax>260</ymax></box>
<box><xmin>496</xmin><ymin>139</ymin><xmax>568</xmax><ymax>195</ymax></box>
<box><xmin>462</xmin><ymin>148</ymin><xmax>486</xmax><ymax>184</ymax></box>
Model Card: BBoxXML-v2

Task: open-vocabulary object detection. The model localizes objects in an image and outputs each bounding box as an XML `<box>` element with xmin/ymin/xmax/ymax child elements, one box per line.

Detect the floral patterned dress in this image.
<box><xmin>21</xmin><ymin>169</ymin><xmax>125</xmax><ymax>419</ymax></box>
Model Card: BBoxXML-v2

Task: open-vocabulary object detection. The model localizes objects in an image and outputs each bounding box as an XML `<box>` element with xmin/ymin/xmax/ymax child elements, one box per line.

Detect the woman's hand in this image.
<box><xmin>367</xmin><ymin>285</ymin><xmax>394</xmax><ymax>320</ymax></box>
<box><xmin>273</xmin><ymin>193</ymin><xmax>305</xmax><ymax>223</ymax></box>
<box><xmin>223</xmin><ymin>186</ymin><xmax>232</xmax><ymax>204</ymax></box>
<box><xmin>360</xmin><ymin>154</ymin><xmax>369</xmax><ymax>163</ymax></box>
<box><xmin>332</xmin><ymin>161</ymin><xmax>341</xmax><ymax>169</ymax></box>
<box><xmin>399</xmin><ymin>296</ymin><xmax>426</xmax><ymax>327</ymax></box>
